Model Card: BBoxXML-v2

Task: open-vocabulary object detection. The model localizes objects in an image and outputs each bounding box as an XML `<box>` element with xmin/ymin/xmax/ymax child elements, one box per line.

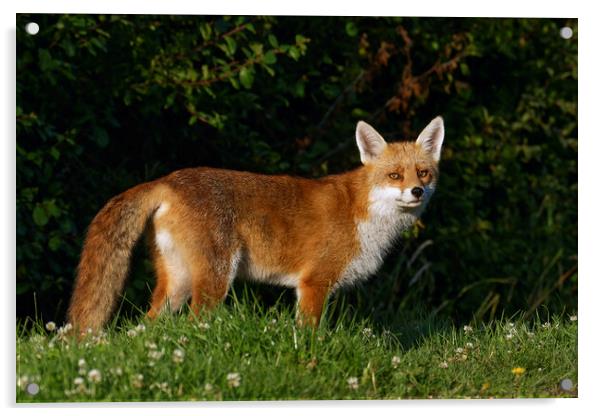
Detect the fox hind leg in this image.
<box><xmin>147</xmin><ymin>227</ymin><xmax>193</xmax><ymax>318</ymax></box>
<box><xmin>189</xmin><ymin>248</ymin><xmax>241</xmax><ymax>316</ymax></box>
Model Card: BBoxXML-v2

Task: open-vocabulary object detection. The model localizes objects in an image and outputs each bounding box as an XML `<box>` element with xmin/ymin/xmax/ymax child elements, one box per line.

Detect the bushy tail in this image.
<box><xmin>67</xmin><ymin>182</ymin><xmax>162</xmax><ymax>332</ymax></box>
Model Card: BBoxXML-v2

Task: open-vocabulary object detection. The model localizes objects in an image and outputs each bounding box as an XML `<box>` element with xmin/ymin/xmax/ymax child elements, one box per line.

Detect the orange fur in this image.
<box><xmin>67</xmin><ymin>118</ymin><xmax>444</xmax><ymax>331</ymax></box>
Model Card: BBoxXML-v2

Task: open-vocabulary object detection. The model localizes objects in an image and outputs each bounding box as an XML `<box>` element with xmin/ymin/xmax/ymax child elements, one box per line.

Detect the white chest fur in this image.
<box><xmin>337</xmin><ymin>186</ymin><xmax>419</xmax><ymax>288</ymax></box>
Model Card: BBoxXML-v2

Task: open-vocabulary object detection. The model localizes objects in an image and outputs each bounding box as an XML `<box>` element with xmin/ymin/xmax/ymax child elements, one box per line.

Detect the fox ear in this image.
<box><xmin>416</xmin><ymin>116</ymin><xmax>445</xmax><ymax>162</ymax></box>
<box><xmin>356</xmin><ymin>121</ymin><xmax>387</xmax><ymax>164</ymax></box>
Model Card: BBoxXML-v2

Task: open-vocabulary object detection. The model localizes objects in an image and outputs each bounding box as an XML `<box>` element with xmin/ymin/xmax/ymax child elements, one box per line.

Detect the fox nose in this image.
<box><xmin>411</xmin><ymin>187</ymin><xmax>424</xmax><ymax>198</ymax></box>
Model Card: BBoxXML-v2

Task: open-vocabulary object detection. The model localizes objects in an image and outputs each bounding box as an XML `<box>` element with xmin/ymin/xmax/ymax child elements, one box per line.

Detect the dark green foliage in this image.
<box><xmin>16</xmin><ymin>15</ymin><xmax>577</xmax><ymax>324</ymax></box>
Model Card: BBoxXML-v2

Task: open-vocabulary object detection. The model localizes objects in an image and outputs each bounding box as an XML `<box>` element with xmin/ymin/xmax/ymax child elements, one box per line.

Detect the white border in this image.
<box><xmin>3</xmin><ymin>1</ymin><xmax>599</xmax><ymax>415</ymax></box>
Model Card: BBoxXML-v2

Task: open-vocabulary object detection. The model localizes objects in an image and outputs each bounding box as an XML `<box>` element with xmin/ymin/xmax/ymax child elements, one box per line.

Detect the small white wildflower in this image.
<box><xmin>45</xmin><ymin>321</ymin><xmax>56</xmax><ymax>331</ymax></box>
<box><xmin>542</xmin><ymin>322</ymin><xmax>551</xmax><ymax>329</ymax></box>
<box><xmin>136</xmin><ymin>323</ymin><xmax>146</xmax><ymax>333</ymax></box>
<box><xmin>391</xmin><ymin>356</ymin><xmax>401</xmax><ymax>368</ymax></box>
<box><xmin>17</xmin><ymin>375</ymin><xmax>29</xmax><ymax>389</ymax></box>
<box><xmin>127</xmin><ymin>329</ymin><xmax>137</xmax><ymax>337</ymax></box>
<box><xmin>505</xmin><ymin>333</ymin><xmax>514</xmax><ymax>340</ymax></box>
<box><xmin>172</xmin><ymin>349</ymin><xmax>185</xmax><ymax>364</ymax></box>
<box><xmin>178</xmin><ymin>335</ymin><xmax>189</xmax><ymax>344</ymax></box>
<box><xmin>87</xmin><ymin>369</ymin><xmax>102</xmax><ymax>383</ymax></box>
<box><xmin>361</xmin><ymin>327</ymin><xmax>373</xmax><ymax>338</ymax></box>
<box><xmin>145</xmin><ymin>341</ymin><xmax>158</xmax><ymax>350</ymax></box>
<box><xmin>347</xmin><ymin>376</ymin><xmax>359</xmax><ymax>390</ymax></box>
<box><xmin>198</xmin><ymin>322</ymin><xmax>210</xmax><ymax>330</ymax></box>
<box><xmin>527</xmin><ymin>331</ymin><xmax>535</xmax><ymax>338</ymax></box>
<box><xmin>507</xmin><ymin>322</ymin><xmax>515</xmax><ymax>329</ymax></box>
<box><xmin>131</xmin><ymin>374</ymin><xmax>144</xmax><ymax>388</ymax></box>
<box><xmin>73</xmin><ymin>377</ymin><xmax>84</xmax><ymax>386</ymax></box>
<box><xmin>463</xmin><ymin>325</ymin><xmax>473</xmax><ymax>334</ymax></box>
<box><xmin>110</xmin><ymin>367</ymin><xmax>123</xmax><ymax>376</ymax></box>
<box><xmin>204</xmin><ymin>383</ymin><xmax>213</xmax><ymax>392</ymax></box>
<box><xmin>227</xmin><ymin>372</ymin><xmax>241</xmax><ymax>388</ymax></box>
<box><xmin>78</xmin><ymin>358</ymin><xmax>86</xmax><ymax>368</ymax></box>
<box><xmin>439</xmin><ymin>361</ymin><xmax>449</xmax><ymax>369</ymax></box>
<box><xmin>63</xmin><ymin>323</ymin><xmax>73</xmax><ymax>332</ymax></box>
<box><xmin>148</xmin><ymin>349</ymin><xmax>165</xmax><ymax>360</ymax></box>
<box><xmin>570</xmin><ymin>315</ymin><xmax>577</xmax><ymax>322</ymax></box>
<box><xmin>224</xmin><ymin>342</ymin><xmax>231</xmax><ymax>351</ymax></box>
<box><xmin>455</xmin><ymin>347</ymin><xmax>465</xmax><ymax>354</ymax></box>
<box><xmin>465</xmin><ymin>342</ymin><xmax>474</xmax><ymax>349</ymax></box>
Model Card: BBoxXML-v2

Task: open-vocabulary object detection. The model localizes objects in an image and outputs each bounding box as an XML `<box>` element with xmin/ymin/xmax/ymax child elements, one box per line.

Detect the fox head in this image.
<box><xmin>355</xmin><ymin>117</ymin><xmax>445</xmax><ymax>215</ymax></box>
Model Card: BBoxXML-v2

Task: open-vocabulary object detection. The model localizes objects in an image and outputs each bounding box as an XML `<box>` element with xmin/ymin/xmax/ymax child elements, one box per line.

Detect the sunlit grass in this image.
<box><xmin>16</xmin><ymin>297</ymin><xmax>577</xmax><ymax>402</ymax></box>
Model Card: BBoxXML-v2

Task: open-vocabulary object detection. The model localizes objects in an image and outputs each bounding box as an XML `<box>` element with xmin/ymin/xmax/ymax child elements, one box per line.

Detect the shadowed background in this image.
<box><xmin>16</xmin><ymin>15</ymin><xmax>577</xmax><ymax>325</ymax></box>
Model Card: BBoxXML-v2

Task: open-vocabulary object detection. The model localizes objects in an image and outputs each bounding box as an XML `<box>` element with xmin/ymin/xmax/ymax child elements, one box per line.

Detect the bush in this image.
<box><xmin>16</xmin><ymin>15</ymin><xmax>577</xmax><ymax>323</ymax></box>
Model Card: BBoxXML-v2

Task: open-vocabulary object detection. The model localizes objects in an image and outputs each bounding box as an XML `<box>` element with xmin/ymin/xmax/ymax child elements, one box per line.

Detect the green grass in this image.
<box><xmin>16</xmin><ymin>296</ymin><xmax>577</xmax><ymax>402</ymax></box>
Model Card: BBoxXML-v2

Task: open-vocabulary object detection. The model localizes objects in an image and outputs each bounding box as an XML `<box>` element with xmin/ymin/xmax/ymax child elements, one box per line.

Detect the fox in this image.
<box><xmin>67</xmin><ymin>117</ymin><xmax>444</xmax><ymax>332</ymax></box>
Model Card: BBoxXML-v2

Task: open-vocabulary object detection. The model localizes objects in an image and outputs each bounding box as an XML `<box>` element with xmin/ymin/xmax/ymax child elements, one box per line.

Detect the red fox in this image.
<box><xmin>67</xmin><ymin>117</ymin><xmax>444</xmax><ymax>331</ymax></box>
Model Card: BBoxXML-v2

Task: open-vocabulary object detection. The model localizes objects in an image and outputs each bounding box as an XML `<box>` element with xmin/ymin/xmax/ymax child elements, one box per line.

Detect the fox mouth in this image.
<box><xmin>396</xmin><ymin>199</ymin><xmax>422</xmax><ymax>208</ymax></box>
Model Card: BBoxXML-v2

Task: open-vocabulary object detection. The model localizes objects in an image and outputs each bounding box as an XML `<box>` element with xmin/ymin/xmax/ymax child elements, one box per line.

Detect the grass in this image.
<box><xmin>16</xmin><ymin>294</ymin><xmax>577</xmax><ymax>402</ymax></box>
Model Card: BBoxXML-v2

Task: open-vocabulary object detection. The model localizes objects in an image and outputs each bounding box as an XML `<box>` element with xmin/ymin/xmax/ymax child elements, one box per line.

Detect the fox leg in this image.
<box><xmin>189</xmin><ymin>248</ymin><xmax>241</xmax><ymax>316</ymax></box>
<box><xmin>296</xmin><ymin>281</ymin><xmax>331</xmax><ymax>327</ymax></box>
<box><xmin>146</xmin><ymin>227</ymin><xmax>193</xmax><ymax>318</ymax></box>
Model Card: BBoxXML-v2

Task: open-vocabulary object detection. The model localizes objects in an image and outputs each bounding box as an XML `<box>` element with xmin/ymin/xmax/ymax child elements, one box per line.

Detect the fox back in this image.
<box><xmin>67</xmin><ymin>117</ymin><xmax>445</xmax><ymax>332</ymax></box>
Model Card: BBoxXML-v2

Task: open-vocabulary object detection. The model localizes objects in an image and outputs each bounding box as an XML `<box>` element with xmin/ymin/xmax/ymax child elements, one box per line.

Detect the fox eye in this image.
<box><xmin>388</xmin><ymin>172</ymin><xmax>401</xmax><ymax>180</ymax></box>
<box><xmin>417</xmin><ymin>169</ymin><xmax>429</xmax><ymax>178</ymax></box>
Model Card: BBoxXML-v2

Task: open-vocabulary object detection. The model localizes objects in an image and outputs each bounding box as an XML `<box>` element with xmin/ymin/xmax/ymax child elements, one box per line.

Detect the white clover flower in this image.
<box><xmin>17</xmin><ymin>375</ymin><xmax>29</xmax><ymax>389</ymax></box>
<box><xmin>45</xmin><ymin>321</ymin><xmax>56</xmax><ymax>331</ymax></box>
<box><xmin>463</xmin><ymin>325</ymin><xmax>473</xmax><ymax>334</ymax></box>
<box><xmin>570</xmin><ymin>315</ymin><xmax>577</xmax><ymax>322</ymax></box>
<box><xmin>505</xmin><ymin>333</ymin><xmax>514</xmax><ymax>340</ymax></box>
<box><xmin>224</xmin><ymin>342</ymin><xmax>231</xmax><ymax>351</ymax></box>
<box><xmin>204</xmin><ymin>383</ymin><xmax>213</xmax><ymax>392</ymax></box>
<box><xmin>131</xmin><ymin>374</ymin><xmax>144</xmax><ymax>388</ymax></box>
<box><xmin>172</xmin><ymin>349</ymin><xmax>185</xmax><ymax>364</ymax></box>
<box><xmin>110</xmin><ymin>367</ymin><xmax>123</xmax><ymax>376</ymax></box>
<box><xmin>78</xmin><ymin>358</ymin><xmax>86</xmax><ymax>368</ymax></box>
<box><xmin>178</xmin><ymin>335</ymin><xmax>189</xmax><ymax>344</ymax></box>
<box><xmin>439</xmin><ymin>361</ymin><xmax>449</xmax><ymax>369</ymax></box>
<box><xmin>227</xmin><ymin>372</ymin><xmax>241</xmax><ymax>388</ymax></box>
<box><xmin>542</xmin><ymin>322</ymin><xmax>551</xmax><ymax>329</ymax></box>
<box><xmin>73</xmin><ymin>377</ymin><xmax>84</xmax><ymax>386</ymax></box>
<box><xmin>87</xmin><ymin>369</ymin><xmax>101</xmax><ymax>383</ymax></box>
<box><xmin>148</xmin><ymin>349</ymin><xmax>165</xmax><ymax>360</ymax></box>
<box><xmin>455</xmin><ymin>347</ymin><xmax>465</xmax><ymax>354</ymax></box>
<box><xmin>391</xmin><ymin>355</ymin><xmax>401</xmax><ymax>368</ymax></box>
<box><xmin>361</xmin><ymin>327</ymin><xmax>373</xmax><ymax>338</ymax></box>
<box><xmin>145</xmin><ymin>341</ymin><xmax>158</xmax><ymax>350</ymax></box>
<box><xmin>198</xmin><ymin>322</ymin><xmax>211</xmax><ymax>330</ymax></box>
<box><xmin>136</xmin><ymin>323</ymin><xmax>146</xmax><ymax>332</ymax></box>
<box><xmin>127</xmin><ymin>329</ymin><xmax>137</xmax><ymax>338</ymax></box>
<box><xmin>347</xmin><ymin>377</ymin><xmax>359</xmax><ymax>390</ymax></box>
<box><xmin>465</xmin><ymin>342</ymin><xmax>474</xmax><ymax>349</ymax></box>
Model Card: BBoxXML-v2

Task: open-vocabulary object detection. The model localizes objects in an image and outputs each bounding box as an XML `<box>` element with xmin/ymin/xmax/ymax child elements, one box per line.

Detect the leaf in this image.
<box><xmin>345</xmin><ymin>22</ymin><xmax>358</xmax><ymax>37</ymax></box>
<box><xmin>32</xmin><ymin>205</ymin><xmax>48</xmax><ymax>227</ymax></box>
<box><xmin>48</xmin><ymin>235</ymin><xmax>62</xmax><ymax>251</ymax></box>
<box><xmin>239</xmin><ymin>66</ymin><xmax>254</xmax><ymax>89</ymax></box>
<box><xmin>288</xmin><ymin>46</ymin><xmax>300</xmax><ymax>61</ymax></box>
<box><xmin>263</xmin><ymin>51</ymin><xmax>277</xmax><ymax>65</ymax></box>
<box><xmin>268</xmin><ymin>34</ymin><xmax>279</xmax><ymax>48</ymax></box>
<box><xmin>225</xmin><ymin>36</ymin><xmax>237</xmax><ymax>56</ymax></box>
